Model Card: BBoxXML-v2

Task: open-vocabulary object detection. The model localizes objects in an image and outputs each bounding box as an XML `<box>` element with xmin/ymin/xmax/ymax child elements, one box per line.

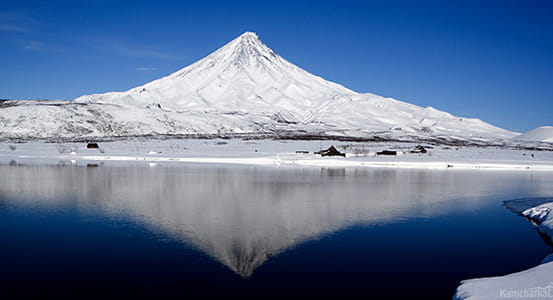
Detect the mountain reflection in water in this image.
<box><xmin>0</xmin><ymin>164</ymin><xmax>550</xmax><ymax>277</ymax></box>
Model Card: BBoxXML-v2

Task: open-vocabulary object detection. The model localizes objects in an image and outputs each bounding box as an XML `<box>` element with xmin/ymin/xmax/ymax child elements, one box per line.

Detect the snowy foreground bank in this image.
<box><xmin>453</xmin><ymin>198</ymin><xmax>553</xmax><ymax>300</ymax></box>
<box><xmin>1</xmin><ymin>139</ymin><xmax>553</xmax><ymax>170</ymax></box>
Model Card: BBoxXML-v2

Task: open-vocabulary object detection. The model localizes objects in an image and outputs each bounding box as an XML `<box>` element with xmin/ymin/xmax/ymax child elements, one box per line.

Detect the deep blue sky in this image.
<box><xmin>1</xmin><ymin>0</ymin><xmax>551</xmax><ymax>132</ymax></box>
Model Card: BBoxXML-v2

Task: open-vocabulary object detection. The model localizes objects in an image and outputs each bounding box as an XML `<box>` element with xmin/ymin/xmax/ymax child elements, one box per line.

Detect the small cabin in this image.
<box><xmin>410</xmin><ymin>145</ymin><xmax>428</xmax><ymax>154</ymax></box>
<box><xmin>376</xmin><ymin>150</ymin><xmax>397</xmax><ymax>156</ymax></box>
<box><xmin>86</xmin><ymin>143</ymin><xmax>100</xmax><ymax>149</ymax></box>
<box><xmin>315</xmin><ymin>145</ymin><xmax>346</xmax><ymax>157</ymax></box>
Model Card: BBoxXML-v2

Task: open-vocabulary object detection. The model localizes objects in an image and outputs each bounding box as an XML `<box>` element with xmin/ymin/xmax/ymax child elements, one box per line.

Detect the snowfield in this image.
<box><xmin>0</xmin><ymin>32</ymin><xmax>521</xmax><ymax>143</ymax></box>
<box><xmin>1</xmin><ymin>139</ymin><xmax>552</xmax><ymax>171</ymax></box>
<box><xmin>453</xmin><ymin>198</ymin><xmax>553</xmax><ymax>300</ymax></box>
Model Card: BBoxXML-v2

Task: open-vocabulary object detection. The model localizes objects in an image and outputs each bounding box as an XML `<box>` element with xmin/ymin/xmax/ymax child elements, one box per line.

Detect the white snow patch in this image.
<box><xmin>523</xmin><ymin>202</ymin><xmax>553</xmax><ymax>240</ymax></box>
<box><xmin>453</xmin><ymin>262</ymin><xmax>553</xmax><ymax>300</ymax></box>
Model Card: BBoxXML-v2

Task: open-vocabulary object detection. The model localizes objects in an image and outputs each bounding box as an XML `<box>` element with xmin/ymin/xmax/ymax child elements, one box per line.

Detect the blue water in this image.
<box><xmin>0</xmin><ymin>164</ymin><xmax>551</xmax><ymax>298</ymax></box>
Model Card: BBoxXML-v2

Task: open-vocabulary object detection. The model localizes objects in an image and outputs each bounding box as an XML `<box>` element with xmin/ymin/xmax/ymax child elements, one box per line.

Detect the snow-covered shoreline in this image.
<box><xmin>453</xmin><ymin>198</ymin><xmax>553</xmax><ymax>300</ymax></box>
<box><xmin>1</xmin><ymin>139</ymin><xmax>553</xmax><ymax>171</ymax></box>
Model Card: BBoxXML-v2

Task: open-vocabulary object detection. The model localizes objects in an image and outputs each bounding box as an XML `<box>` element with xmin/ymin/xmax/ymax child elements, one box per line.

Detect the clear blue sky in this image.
<box><xmin>1</xmin><ymin>0</ymin><xmax>551</xmax><ymax>132</ymax></box>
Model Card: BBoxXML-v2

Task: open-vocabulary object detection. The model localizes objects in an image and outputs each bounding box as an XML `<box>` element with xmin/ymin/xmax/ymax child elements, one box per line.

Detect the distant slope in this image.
<box><xmin>0</xmin><ymin>32</ymin><xmax>517</xmax><ymax>142</ymax></box>
<box><xmin>514</xmin><ymin>126</ymin><xmax>553</xmax><ymax>143</ymax></box>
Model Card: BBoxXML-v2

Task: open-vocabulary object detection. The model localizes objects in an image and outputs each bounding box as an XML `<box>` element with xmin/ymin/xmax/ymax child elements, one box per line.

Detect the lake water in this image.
<box><xmin>1</xmin><ymin>163</ymin><xmax>552</xmax><ymax>298</ymax></box>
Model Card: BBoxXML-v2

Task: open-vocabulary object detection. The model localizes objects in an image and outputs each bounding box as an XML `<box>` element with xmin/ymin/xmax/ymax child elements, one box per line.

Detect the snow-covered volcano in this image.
<box><xmin>1</xmin><ymin>32</ymin><xmax>516</xmax><ymax>141</ymax></box>
<box><xmin>76</xmin><ymin>31</ymin><xmax>355</xmax><ymax>122</ymax></box>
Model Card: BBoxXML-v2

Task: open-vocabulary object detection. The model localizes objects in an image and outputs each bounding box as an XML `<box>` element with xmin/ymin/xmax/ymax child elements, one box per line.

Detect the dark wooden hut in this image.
<box><xmin>86</xmin><ymin>143</ymin><xmax>100</xmax><ymax>149</ymax></box>
<box><xmin>315</xmin><ymin>145</ymin><xmax>346</xmax><ymax>157</ymax></box>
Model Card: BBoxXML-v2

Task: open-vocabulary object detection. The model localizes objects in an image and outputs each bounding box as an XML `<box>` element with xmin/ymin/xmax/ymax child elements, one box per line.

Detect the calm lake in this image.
<box><xmin>1</xmin><ymin>163</ymin><xmax>552</xmax><ymax>298</ymax></box>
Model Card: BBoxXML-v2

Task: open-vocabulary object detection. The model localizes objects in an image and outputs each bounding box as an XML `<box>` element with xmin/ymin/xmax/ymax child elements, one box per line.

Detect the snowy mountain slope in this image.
<box><xmin>0</xmin><ymin>32</ymin><xmax>517</xmax><ymax>141</ymax></box>
<box><xmin>514</xmin><ymin>126</ymin><xmax>553</xmax><ymax>143</ymax></box>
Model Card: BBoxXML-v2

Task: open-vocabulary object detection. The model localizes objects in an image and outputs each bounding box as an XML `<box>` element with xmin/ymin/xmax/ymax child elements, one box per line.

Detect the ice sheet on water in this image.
<box><xmin>503</xmin><ymin>197</ymin><xmax>553</xmax><ymax>215</ymax></box>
